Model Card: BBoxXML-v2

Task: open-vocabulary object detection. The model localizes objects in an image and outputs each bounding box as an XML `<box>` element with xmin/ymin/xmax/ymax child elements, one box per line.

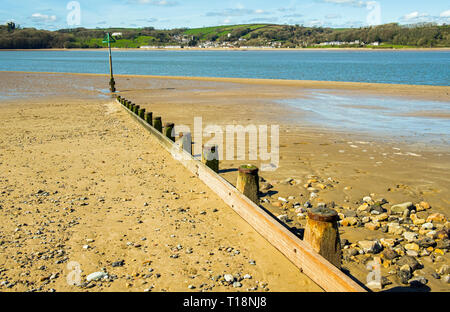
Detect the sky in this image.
<box><xmin>1</xmin><ymin>0</ymin><xmax>449</xmax><ymax>30</ymax></box>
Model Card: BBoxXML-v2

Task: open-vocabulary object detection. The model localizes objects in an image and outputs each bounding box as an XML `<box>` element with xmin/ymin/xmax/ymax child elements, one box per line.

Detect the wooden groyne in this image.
<box><xmin>115</xmin><ymin>95</ymin><xmax>367</xmax><ymax>292</ymax></box>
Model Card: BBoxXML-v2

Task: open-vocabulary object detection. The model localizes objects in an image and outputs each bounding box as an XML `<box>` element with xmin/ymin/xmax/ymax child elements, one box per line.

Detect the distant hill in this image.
<box><xmin>0</xmin><ymin>22</ymin><xmax>449</xmax><ymax>49</ymax></box>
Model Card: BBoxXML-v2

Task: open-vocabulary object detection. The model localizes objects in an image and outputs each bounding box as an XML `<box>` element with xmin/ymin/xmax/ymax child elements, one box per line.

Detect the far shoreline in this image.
<box><xmin>1</xmin><ymin>47</ymin><xmax>450</xmax><ymax>52</ymax></box>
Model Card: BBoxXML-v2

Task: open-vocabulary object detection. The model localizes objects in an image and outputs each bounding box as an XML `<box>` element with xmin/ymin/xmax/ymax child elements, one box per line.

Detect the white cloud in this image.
<box><xmin>402</xmin><ymin>11</ymin><xmax>429</xmax><ymax>21</ymax></box>
<box><xmin>133</xmin><ymin>0</ymin><xmax>179</xmax><ymax>6</ymax></box>
<box><xmin>440</xmin><ymin>10</ymin><xmax>450</xmax><ymax>18</ymax></box>
<box><xmin>31</xmin><ymin>13</ymin><xmax>57</xmax><ymax>22</ymax></box>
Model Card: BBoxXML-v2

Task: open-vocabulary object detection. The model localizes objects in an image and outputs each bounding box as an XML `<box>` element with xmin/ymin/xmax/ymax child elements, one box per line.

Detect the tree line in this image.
<box><xmin>0</xmin><ymin>22</ymin><xmax>448</xmax><ymax>49</ymax></box>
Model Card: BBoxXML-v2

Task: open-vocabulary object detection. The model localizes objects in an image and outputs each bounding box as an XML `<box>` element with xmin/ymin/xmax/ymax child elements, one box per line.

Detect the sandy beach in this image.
<box><xmin>0</xmin><ymin>71</ymin><xmax>449</xmax><ymax>292</ymax></box>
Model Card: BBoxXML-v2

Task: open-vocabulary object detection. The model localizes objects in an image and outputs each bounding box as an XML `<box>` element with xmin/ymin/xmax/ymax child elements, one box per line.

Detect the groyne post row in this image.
<box><xmin>114</xmin><ymin>94</ymin><xmax>365</xmax><ymax>292</ymax></box>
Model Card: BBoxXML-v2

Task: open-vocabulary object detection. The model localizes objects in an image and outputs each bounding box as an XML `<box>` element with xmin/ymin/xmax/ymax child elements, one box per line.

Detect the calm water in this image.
<box><xmin>0</xmin><ymin>50</ymin><xmax>449</xmax><ymax>86</ymax></box>
<box><xmin>281</xmin><ymin>91</ymin><xmax>450</xmax><ymax>145</ymax></box>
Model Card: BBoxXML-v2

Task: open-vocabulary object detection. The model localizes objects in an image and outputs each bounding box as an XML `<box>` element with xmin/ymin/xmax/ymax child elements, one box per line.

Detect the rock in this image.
<box><xmin>404</xmin><ymin>243</ymin><xmax>420</xmax><ymax>252</ymax></box>
<box><xmin>233</xmin><ymin>282</ymin><xmax>242</xmax><ymax>288</ymax></box>
<box><xmin>363</xmin><ymin>196</ymin><xmax>372</xmax><ymax>203</ymax></box>
<box><xmin>382</xmin><ymin>248</ymin><xmax>399</xmax><ymax>260</ymax></box>
<box><xmin>396</xmin><ymin>256</ymin><xmax>421</xmax><ymax>272</ymax></box>
<box><xmin>357</xmin><ymin>240</ymin><xmax>383</xmax><ymax>254</ymax></box>
<box><xmin>112</xmin><ymin>260</ymin><xmax>125</xmax><ymax>267</ymax></box>
<box><xmin>188</xmin><ymin>285</ymin><xmax>195</xmax><ymax>289</ymax></box>
<box><xmin>397</xmin><ymin>270</ymin><xmax>412</xmax><ymax>284</ymax></box>
<box><xmin>437</xmin><ymin>264</ymin><xmax>450</xmax><ymax>275</ymax></box>
<box><xmin>372</xmin><ymin>213</ymin><xmax>388</xmax><ymax>222</ymax></box>
<box><xmin>443</xmin><ymin>275</ymin><xmax>450</xmax><ymax>283</ymax></box>
<box><xmin>436</xmin><ymin>239</ymin><xmax>450</xmax><ymax>250</ymax></box>
<box><xmin>272</xmin><ymin>201</ymin><xmax>283</xmax><ymax>208</ymax></box>
<box><xmin>417</xmin><ymin>238</ymin><xmax>436</xmax><ymax>249</ymax></box>
<box><xmin>343</xmin><ymin>248</ymin><xmax>359</xmax><ymax>260</ymax></box>
<box><xmin>357</xmin><ymin>203</ymin><xmax>370</xmax><ymax>212</ymax></box>
<box><xmin>427</xmin><ymin>213</ymin><xmax>446</xmax><ymax>223</ymax></box>
<box><xmin>403</xmin><ymin>232</ymin><xmax>418</xmax><ymax>242</ymax></box>
<box><xmin>406</xmin><ymin>250</ymin><xmax>419</xmax><ymax>257</ymax></box>
<box><xmin>418</xmin><ymin>201</ymin><xmax>431</xmax><ymax>210</ymax></box>
<box><xmin>224</xmin><ymin>274</ymin><xmax>234</xmax><ymax>283</ymax></box>
<box><xmin>243</xmin><ymin>274</ymin><xmax>252</xmax><ymax>279</ymax></box>
<box><xmin>86</xmin><ymin>272</ymin><xmax>107</xmax><ymax>282</ymax></box>
<box><xmin>364</xmin><ymin>222</ymin><xmax>380</xmax><ymax>231</ymax></box>
<box><xmin>400</xmin><ymin>264</ymin><xmax>411</xmax><ymax>272</ymax></box>
<box><xmin>413</xmin><ymin>218</ymin><xmax>426</xmax><ymax>226</ymax></box>
<box><xmin>408</xmin><ymin>276</ymin><xmax>428</xmax><ymax>288</ymax></box>
<box><xmin>421</xmin><ymin>223</ymin><xmax>434</xmax><ymax>230</ymax></box>
<box><xmin>432</xmin><ymin>272</ymin><xmax>441</xmax><ymax>279</ymax></box>
<box><xmin>388</xmin><ymin>223</ymin><xmax>405</xmax><ymax>235</ymax></box>
<box><xmin>380</xmin><ymin>238</ymin><xmax>397</xmax><ymax>248</ymax></box>
<box><xmin>370</xmin><ymin>203</ymin><xmax>385</xmax><ymax>214</ymax></box>
<box><xmin>277</xmin><ymin>214</ymin><xmax>289</xmax><ymax>222</ymax></box>
<box><xmin>341</xmin><ymin>217</ymin><xmax>358</xmax><ymax>227</ymax></box>
<box><xmin>390</xmin><ymin>202</ymin><xmax>413</xmax><ymax>215</ymax></box>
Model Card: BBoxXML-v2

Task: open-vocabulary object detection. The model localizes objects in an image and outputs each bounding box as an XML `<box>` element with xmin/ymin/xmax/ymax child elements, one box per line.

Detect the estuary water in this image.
<box><xmin>0</xmin><ymin>50</ymin><xmax>449</xmax><ymax>86</ymax></box>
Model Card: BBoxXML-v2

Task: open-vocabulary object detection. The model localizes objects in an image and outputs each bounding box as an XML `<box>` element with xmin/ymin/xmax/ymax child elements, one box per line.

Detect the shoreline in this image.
<box><xmin>1</xmin><ymin>70</ymin><xmax>449</xmax><ymax>100</ymax></box>
<box><xmin>2</xmin><ymin>47</ymin><xmax>450</xmax><ymax>52</ymax></box>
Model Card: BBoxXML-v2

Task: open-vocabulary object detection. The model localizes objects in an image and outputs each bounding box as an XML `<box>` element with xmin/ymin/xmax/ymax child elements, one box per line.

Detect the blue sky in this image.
<box><xmin>1</xmin><ymin>0</ymin><xmax>449</xmax><ymax>30</ymax></box>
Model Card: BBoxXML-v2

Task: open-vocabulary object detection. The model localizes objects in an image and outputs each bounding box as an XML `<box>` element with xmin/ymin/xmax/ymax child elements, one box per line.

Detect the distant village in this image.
<box><xmin>111</xmin><ymin>32</ymin><xmax>380</xmax><ymax>49</ymax></box>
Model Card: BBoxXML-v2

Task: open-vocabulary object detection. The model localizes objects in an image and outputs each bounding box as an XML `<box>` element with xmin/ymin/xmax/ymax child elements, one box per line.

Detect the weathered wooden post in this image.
<box><xmin>153</xmin><ymin>117</ymin><xmax>162</xmax><ymax>133</ymax></box>
<box><xmin>202</xmin><ymin>144</ymin><xmax>219</xmax><ymax>173</ymax></box>
<box><xmin>145</xmin><ymin>112</ymin><xmax>153</xmax><ymax>125</ymax></box>
<box><xmin>139</xmin><ymin>108</ymin><xmax>146</xmax><ymax>119</ymax></box>
<box><xmin>134</xmin><ymin>105</ymin><xmax>140</xmax><ymax>115</ymax></box>
<box><xmin>236</xmin><ymin>165</ymin><xmax>260</xmax><ymax>204</ymax></box>
<box><xmin>130</xmin><ymin>103</ymin><xmax>135</xmax><ymax>111</ymax></box>
<box><xmin>181</xmin><ymin>132</ymin><xmax>192</xmax><ymax>155</ymax></box>
<box><xmin>304</xmin><ymin>207</ymin><xmax>342</xmax><ymax>268</ymax></box>
<box><xmin>164</xmin><ymin>123</ymin><xmax>175</xmax><ymax>142</ymax></box>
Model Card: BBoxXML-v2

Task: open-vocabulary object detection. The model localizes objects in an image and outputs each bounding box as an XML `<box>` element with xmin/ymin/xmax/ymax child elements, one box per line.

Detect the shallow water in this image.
<box><xmin>281</xmin><ymin>91</ymin><xmax>450</xmax><ymax>145</ymax></box>
<box><xmin>0</xmin><ymin>50</ymin><xmax>449</xmax><ymax>86</ymax></box>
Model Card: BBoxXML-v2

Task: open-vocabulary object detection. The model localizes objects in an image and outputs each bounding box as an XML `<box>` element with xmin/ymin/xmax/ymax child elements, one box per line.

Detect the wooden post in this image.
<box><xmin>145</xmin><ymin>112</ymin><xmax>153</xmax><ymax>126</ymax></box>
<box><xmin>130</xmin><ymin>103</ymin><xmax>135</xmax><ymax>111</ymax></box>
<box><xmin>236</xmin><ymin>165</ymin><xmax>260</xmax><ymax>204</ymax></box>
<box><xmin>181</xmin><ymin>132</ymin><xmax>192</xmax><ymax>155</ymax></box>
<box><xmin>153</xmin><ymin>117</ymin><xmax>162</xmax><ymax>133</ymax></box>
<box><xmin>134</xmin><ymin>105</ymin><xmax>140</xmax><ymax>115</ymax></box>
<box><xmin>139</xmin><ymin>108</ymin><xmax>146</xmax><ymax>119</ymax></box>
<box><xmin>202</xmin><ymin>144</ymin><xmax>219</xmax><ymax>173</ymax></box>
<box><xmin>304</xmin><ymin>207</ymin><xmax>342</xmax><ymax>269</ymax></box>
<box><xmin>164</xmin><ymin>123</ymin><xmax>175</xmax><ymax>142</ymax></box>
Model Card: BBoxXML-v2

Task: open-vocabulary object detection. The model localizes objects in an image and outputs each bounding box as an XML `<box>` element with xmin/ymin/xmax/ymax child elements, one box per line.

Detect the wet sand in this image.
<box><xmin>1</xmin><ymin>71</ymin><xmax>449</xmax><ymax>292</ymax></box>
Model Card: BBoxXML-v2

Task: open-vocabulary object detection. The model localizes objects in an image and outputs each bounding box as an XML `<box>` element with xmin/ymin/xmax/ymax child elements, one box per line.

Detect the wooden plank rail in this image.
<box><xmin>116</xmin><ymin>98</ymin><xmax>367</xmax><ymax>292</ymax></box>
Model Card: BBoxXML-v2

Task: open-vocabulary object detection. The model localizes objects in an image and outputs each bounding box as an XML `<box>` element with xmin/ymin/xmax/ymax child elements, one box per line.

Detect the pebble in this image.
<box><xmin>404</xmin><ymin>243</ymin><xmax>420</xmax><ymax>252</ymax></box>
<box><xmin>86</xmin><ymin>272</ymin><xmax>108</xmax><ymax>282</ymax></box>
<box><xmin>437</xmin><ymin>264</ymin><xmax>450</xmax><ymax>275</ymax></box>
<box><xmin>390</xmin><ymin>202</ymin><xmax>413</xmax><ymax>215</ymax></box>
<box><xmin>421</xmin><ymin>222</ymin><xmax>434</xmax><ymax>230</ymax></box>
<box><xmin>397</xmin><ymin>256</ymin><xmax>421</xmax><ymax>272</ymax></box>
<box><xmin>224</xmin><ymin>274</ymin><xmax>234</xmax><ymax>283</ymax></box>
<box><xmin>357</xmin><ymin>240</ymin><xmax>382</xmax><ymax>254</ymax></box>
<box><xmin>277</xmin><ymin>214</ymin><xmax>289</xmax><ymax>222</ymax></box>
<box><xmin>243</xmin><ymin>274</ymin><xmax>252</xmax><ymax>279</ymax></box>
<box><xmin>427</xmin><ymin>213</ymin><xmax>446</xmax><ymax>223</ymax></box>
<box><xmin>112</xmin><ymin>260</ymin><xmax>125</xmax><ymax>267</ymax></box>
<box><xmin>233</xmin><ymin>282</ymin><xmax>242</xmax><ymax>288</ymax></box>
<box><xmin>408</xmin><ymin>276</ymin><xmax>428</xmax><ymax>287</ymax></box>
<box><xmin>403</xmin><ymin>232</ymin><xmax>418</xmax><ymax>242</ymax></box>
